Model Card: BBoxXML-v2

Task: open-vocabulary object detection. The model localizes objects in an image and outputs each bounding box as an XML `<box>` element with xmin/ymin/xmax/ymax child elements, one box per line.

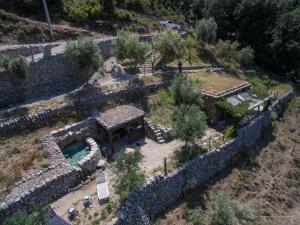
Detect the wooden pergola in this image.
<box><xmin>96</xmin><ymin>105</ymin><xmax>146</xmax><ymax>152</ymax></box>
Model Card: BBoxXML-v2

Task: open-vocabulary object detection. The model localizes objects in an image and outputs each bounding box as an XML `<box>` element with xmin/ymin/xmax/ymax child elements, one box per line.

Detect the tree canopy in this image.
<box><xmin>64</xmin><ymin>38</ymin><xmax>103</xmax><ymax>73</ymax></box>
<box><xmin>195</xmin><ymin>17</ymin><xmax>218</xmax><ymax>44</ymax></box>
<box><xmin>170</xmin><ymin>73</ymin><xmax>201</xmax><ymax>106</ymax></box>
<box><xmin>152</xmin><ymin>30</ymin><xmax>186</xmax><ymax>64</ymax></box>
<box><xmin>172</xmin><ymin>104</ymin><xmax>207</xmax><ymax>146</ymax></box>
<box><xmin>112</xmin><ymin>30</ymin><xmax>150</xmax><ymax>65</ymax></box>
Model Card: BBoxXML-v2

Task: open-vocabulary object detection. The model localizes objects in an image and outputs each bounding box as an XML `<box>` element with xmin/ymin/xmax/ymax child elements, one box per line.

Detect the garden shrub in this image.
<box><xmin>217</xmin><ymin>40</ymin><xmax>239</xmax><ymax>62</ymax></box>
<box><xmin>113</xmin><ymin>149</ymin><xmax>143</xmax><ymax>172</ymax></box>
<box><xmin>183</xmin><ymin>204</ymin><xmax>204</xmax><ymax>225</ymax></box>
<box><xmin>262</xmin><ymin>75</ymin><xmax>279</xmax><ymax>88</ymax></box>
<box><xmin>216</xmin><ymin>98</ymin><xmax>250</xmax><ymax>123</ymax></box>
<box><xmin>170</xmin><ymin>73</ymin><xmax>201</xmax><ymax>106</ymax></box>
<box><xmin>224</xmin><ymin>125</ymin><xmax>236</xmax><ymax>141</ymax></box>
<box><xmin>114</xmin><ymin>150</ymin><xmax>145</xmax><ymax>201</ymax></box>
<box><xmin>172</xmin><ymin>104</ymin><xmax>207</xmax><ymax>146</ymax></box>
<box><xmin>210</xmin><ymin>192</ymin><xmax>238</xmax><ymax>225</ymax></box>
<box><xmin>152</xmin><ymin>30</ymin><xmax>186</xmax><ymax>64</ymax></box>
<box><xmin>64</xmin><ymin>38</ymin><xmax>103</xmax><ymax>73</ymax></box>
<box><xmin>0</xmin><ymin>54</ymin><xmax>28</xmax><ymax>78</ymax></box>
<box><xmin>195</xmin><ymin>17</ymin><xmax>217</xmax><ymax>44</ymax></box>
<box><xmin>235</xmin><ymin>47</ymin><xmax>254</xmax><ymax>66</ymax></box>
<box><xmin>114</xmin><ymin>169</ymin><xmax>145</xmax><ymax>201</ymax></box>
<box><xmin>4</xmin><ymin>204</ymin><xmax>49</xmax><ymax>225</ymax></box>
<box><xmin>173</xmin><ymin>144</ymin><xmax>207</xmax><ymax>164</ymax></box>
<box><xmin>9</xmin><ymin>56</ymin><xmax>29</xmax><ymax>78</ymax></box>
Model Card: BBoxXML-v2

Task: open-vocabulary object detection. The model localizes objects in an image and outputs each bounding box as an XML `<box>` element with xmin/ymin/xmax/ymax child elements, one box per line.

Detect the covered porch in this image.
<box><xmin>96</xmin><ymin>104</ymin><xmax>146</xmax><ymax>153</ymax></box>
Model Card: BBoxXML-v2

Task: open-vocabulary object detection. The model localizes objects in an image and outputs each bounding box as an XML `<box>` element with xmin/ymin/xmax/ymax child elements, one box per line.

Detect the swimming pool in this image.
<box><xmin>63</xmin><ymin>141</ymin><xmax>91</xmax><ymax>166</ymax></box>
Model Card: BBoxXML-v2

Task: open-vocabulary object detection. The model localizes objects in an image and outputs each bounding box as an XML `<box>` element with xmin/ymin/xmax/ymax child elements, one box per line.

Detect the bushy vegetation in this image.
<box><xmin>3</xmin><ymin>204</ymin><xmax>49</xmax><ymax>225</ymax></box>
<box><xmin>172</xmin><ymin>104</ymin><xmax>207</xmax><ymax>146</ymax></box>
<box><xmin>173</xmin><ymin>144</ymin><xmax>207</xmax><ymax>165</ymax></box>
<box><xmin>183</xmin><ymin>204</ymin><xmax>204</xmax><ymax>225</ymax></box>
<box><xmin>195</xmin><ymin>18</ymin><xmax>217</xmax><ymax>44</ymax></box>
<box><xmin>217</xmin><ymin>39</ymin><xmax>256</xmax><ymax>67</ymax></box>
<box><xmin>64</xmin><ymin>0</ymin><xmax>102</xmax><ymax>22</ymax></box>
<box><xmin>64</xmin><ymin>38</ymin><xmax>103</xmax><ymax>73</ymax></box>
<box><xmin>112</xmin><ymin>30</ymin><xmax>150</xmax><ymax>65</ymax></box>
<box><xmin>217</xmin><ymin>40</ymin><xmax>239</xmax><ymax>62</ymax></box>
<box><xmin>1</xmin><ymin>0</ymin><xmax>299</xmax><ymax>76</ymax></box>
<box><xmin>216</xmin><ymin>98</ymin><xmax>250</xmax><ymax>123</ymax></box>
<box><xmin>0</xmin><ymin>54</ymin><xmax>29</xmax><ymax>78</ymax></box>
<box><xmin>170</xmin><ymin>73</ymin><xmax>201</xmax><ymax>106</ymax></box>
<box><xmin>224</xmin><ymin>125</ymin><xmax>236</xmax><ymax>141</ymax></box>
<box><xmin>153</xmin><ymin>30</ymin><xmax>186</xmax><ymax>64</ymax></box>
<box><xmin>235</xmin><ymin>47</ymin><xmax>255</xmax><ymax>66</ymax></box>
<box><xmin>113</xmin><ymin>150</ymin><xmax>145</xmax><ymax>201</ymax></box>
<box><xmin>181</xmin><ymin>191</ymin><xmax>259</xmax><ymax>225</ymax></box>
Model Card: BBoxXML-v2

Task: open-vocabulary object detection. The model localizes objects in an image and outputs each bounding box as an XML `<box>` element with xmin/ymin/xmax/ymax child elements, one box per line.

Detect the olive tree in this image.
<box><xmin>172</xmin><ymin>104</ymin><xmax>207</xmax><ymax>146</ymax></box>
<box><xmin>195</xmin><ymin>17</ymin><xmax>217</xmax><ymax>44</ymax></box>
<box><xmin>112</xmin><ymin>30</ymin><xmax>150</xmax><ymax>66</ymax></box>
<box><xmin>217</xmin><ymin>40</ymin><xmax>239</xmax><ymax>61</ymax></box>
<box><xmin>170</xmin><ymin>73</ymin><xmax>201</xmax><ymax>106</ymax></box>
<box><xmin>152</xmin><ymin>30</ymin><xmax>186</xmax><ymax>65</ymax></box>
<box><xmin>64</xmin><ymin>38</ymin><xmax>103</xmax><ymax>73</ymax></box>
<box><xmin>236</xmin><ymin>47</ymin><xmax>255</xmax><ymax>66</ymax></box>
<box><xmin>0</xmin><ymin>54</ymin><xmax>29</xmax><ymax>79</ymax></box>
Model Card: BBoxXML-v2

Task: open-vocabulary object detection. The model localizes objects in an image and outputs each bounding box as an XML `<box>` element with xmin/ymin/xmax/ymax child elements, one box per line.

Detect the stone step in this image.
<box><xmin>158</xmin><ymin>139</ymin><xmax>165</xmax><ymax>144</ymax></box>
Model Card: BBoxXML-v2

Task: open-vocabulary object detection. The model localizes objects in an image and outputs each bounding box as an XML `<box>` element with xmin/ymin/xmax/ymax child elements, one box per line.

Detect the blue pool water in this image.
<box><xmin>63</xmin><ymin>141</ymin><xmax>91</xmax><ymax>166</ymax></box>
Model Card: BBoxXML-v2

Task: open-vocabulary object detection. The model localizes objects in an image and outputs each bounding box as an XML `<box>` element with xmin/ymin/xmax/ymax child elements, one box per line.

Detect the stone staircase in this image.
<box><xmin>139</xmin><ymin>56</ymin><xmax>154</xmax><ymax>74</ymax></box>
<box><xmin>144</xmin><ymin>118</ymin><xmax>171</xmax><ymax>144</ymax></box>
<box><xmin>138</xmin><ymin>52</ymin><xmax>163</xmax><ymax>74</ymax></box>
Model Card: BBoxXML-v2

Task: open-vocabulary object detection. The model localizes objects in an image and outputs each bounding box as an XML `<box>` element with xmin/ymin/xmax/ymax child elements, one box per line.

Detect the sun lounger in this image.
<box><xmin>96</xmin><ymin>171</ymin><xmax>110</xmax><ymax>203</ymax></box>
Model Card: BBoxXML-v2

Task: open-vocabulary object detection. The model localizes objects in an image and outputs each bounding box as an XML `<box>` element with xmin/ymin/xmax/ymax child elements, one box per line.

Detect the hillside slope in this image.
<box><xmin>156</xmin><ymin>94</ymin><xmax>300</xmax><ymax>225</ymax></box>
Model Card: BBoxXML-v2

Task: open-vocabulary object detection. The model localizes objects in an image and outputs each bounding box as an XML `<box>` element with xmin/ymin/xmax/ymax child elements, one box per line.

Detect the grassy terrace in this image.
<box><xmin>189</xmin><ymin>71</ymin><xmax>250</xmax><ymax>96</ymax></box>
<box><xmin>143</xmin><ymin>70</ymin><xmax>292</xmax><ymax>128</ymax></box>
<box><xmin>189</xmin><ymin>70</ymin><xmax>292</xmax><ymax>99</ymax></box>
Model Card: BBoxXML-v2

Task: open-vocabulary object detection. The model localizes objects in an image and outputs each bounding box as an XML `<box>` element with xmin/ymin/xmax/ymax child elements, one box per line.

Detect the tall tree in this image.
<box><xmin>152</xmin><ymin>30</ymin><xmax>186</xmax><ymax>65</ymax></box>
<box><xmin>195</xmin><ymin>17</ymin><xmax>218</xmax><ymax>44</ymax></box>
<box><xmin>172</xmin><ymin>104</ymin><xmax>207</xmax><ymax>146</ymax></box>
<box><xmin>270</xmin><ymin>7</ymin><xmax>300</xmax><ymax>76</ymax></box>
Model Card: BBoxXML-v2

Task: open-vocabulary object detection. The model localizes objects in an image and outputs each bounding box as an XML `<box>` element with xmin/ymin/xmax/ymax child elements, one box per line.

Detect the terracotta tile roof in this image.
<box><xmin>96</xmin><ymin>105</ymin><xmax>145</xmax><ymax>131</ymax></box>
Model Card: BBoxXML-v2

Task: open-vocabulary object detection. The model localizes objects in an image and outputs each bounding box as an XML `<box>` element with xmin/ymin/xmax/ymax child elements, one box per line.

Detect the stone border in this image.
<box><xmin>0</xmin><ymin>118</ymin><xmax>103</xmax><ymax>223</ymax></box>
<box><xmin>78</xmin><ymin>137</ymin><xmax>101</xmax><ymax>176</ymax></box>
<box><xmin>113</xmin><ymin>90</ymin><xmax>295</xmax><ymax>225</ymax></box>
<box><xmin>0</xmin><ymin>81</ymin><xmax>169</xmax><ymax>137</ymax></box>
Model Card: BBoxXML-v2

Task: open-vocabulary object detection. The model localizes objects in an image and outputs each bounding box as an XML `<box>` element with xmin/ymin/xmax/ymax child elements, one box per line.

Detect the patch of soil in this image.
<box><xmin>0</xmin><ymin>119</ymin><xmax>77</xmax><ymax>199</ymax></box>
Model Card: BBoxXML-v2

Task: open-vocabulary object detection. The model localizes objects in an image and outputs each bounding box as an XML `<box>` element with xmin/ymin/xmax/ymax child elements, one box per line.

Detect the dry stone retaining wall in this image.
<box><xmin>0</xmin><ymin>118</ymin><xmax>102</xmax><ymax>223</ymax></box>
<box><xmin>0</xmin><ymin>35</ymin><xmax>153</xmax><ymax>108</ymax></box>
<box><xmin>114</xmin><ymin>90</ymin><xmax>295</xmax><ymax>225</ymax></box>
<box><xmin>0</xmin><ymin>81</ymin><xmax>169</xmax><ymax>137</ymax></box>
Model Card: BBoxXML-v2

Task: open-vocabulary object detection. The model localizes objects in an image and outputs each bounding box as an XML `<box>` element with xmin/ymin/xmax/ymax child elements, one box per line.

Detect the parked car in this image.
<box><xmin>159</xmin><ymin>20</ymin><xmax>181</xmax><ymax>31</ymax></box>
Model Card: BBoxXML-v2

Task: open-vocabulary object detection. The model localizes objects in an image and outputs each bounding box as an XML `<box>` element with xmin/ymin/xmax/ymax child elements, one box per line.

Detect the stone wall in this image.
<box><xmin>0</xmin><ymin>35</ymin><xmax>153</xmax><ymax>108</ymax></box>
<box><xmin>0</xmin><ymin>53</ymin><xmax>91</xmax><ymax>108</ymax></box>
<box><xmin>0</xmin><ymin>43</ymin><xmax>61</xmax><ymax>58</ymax></box>
<box><xmin>114</xmin><ymin>90</ymin><xmax>295</xmax><ymax>225</ymax></box>
<box><xmin>80</xmin><ymin>137</ymin><xmax>101</xmax><ymax>176</ymax></box>
<box><xmin>0</xmin><ymin>81</ymin><xmax>169</xmax><ymax>137</ymax></box>
<box><xmin>0</xmin><ymin>118</ymin><xmax>102</xmax><ymax>223</ymax></box>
